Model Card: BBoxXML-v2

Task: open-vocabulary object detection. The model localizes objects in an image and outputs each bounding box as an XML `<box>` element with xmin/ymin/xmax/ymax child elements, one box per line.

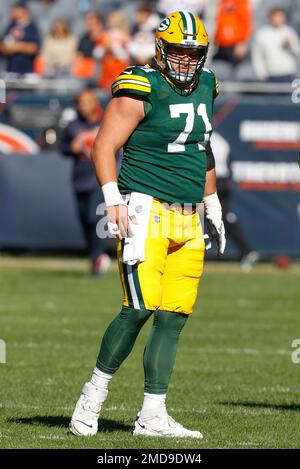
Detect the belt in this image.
<box><xmin>154</xmin><ymin>198</ymin><xmax>197</xmax><ymax>215</ymax></box>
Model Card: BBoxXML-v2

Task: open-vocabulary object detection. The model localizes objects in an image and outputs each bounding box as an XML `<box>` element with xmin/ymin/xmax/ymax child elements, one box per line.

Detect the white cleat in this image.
<box><xmin>133</xmin><ymin>408</ymin><xmax>203</xmax><ymax>439</ymax></box>
<box><xmin>69</xmin><ymin>382</ymin><xmax>107</xmax><ymax>437</ymax></box>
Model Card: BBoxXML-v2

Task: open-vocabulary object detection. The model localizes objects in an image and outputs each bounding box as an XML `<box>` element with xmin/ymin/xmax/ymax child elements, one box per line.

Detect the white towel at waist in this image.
<box><xmin>122</xmin><ymin>192</ymin><xmax>153</xmax><ymax>265</ymax></box>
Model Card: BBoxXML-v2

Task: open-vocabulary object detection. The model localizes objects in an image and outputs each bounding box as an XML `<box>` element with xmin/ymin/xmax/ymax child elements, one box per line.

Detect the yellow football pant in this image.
<box><xmin>117</xmin><ymin>198</ymin><xmax>205</xmax><ymax>315</ymax></box>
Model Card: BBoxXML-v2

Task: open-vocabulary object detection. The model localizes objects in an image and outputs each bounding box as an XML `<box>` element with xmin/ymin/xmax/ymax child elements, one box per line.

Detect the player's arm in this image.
<box><xmin>203</xmin><ymin>143</ymin><xmax>226</xmax><ymax>255</ymax></box>
<box><xmin>204</xmin><ymin>142</ymin><xmax>216</xmax><ymax>195</ymax></box>
<box><xmin>91</xmin><ymin>95</ymin><xmax>145</xmax><ymax>239</ymax></box>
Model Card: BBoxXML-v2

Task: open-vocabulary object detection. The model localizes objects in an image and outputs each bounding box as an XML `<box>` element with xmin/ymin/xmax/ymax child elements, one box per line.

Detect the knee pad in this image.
<box><xmin>153</xmin><ymin>310</ymin><xmax>188</xmax><ymax>337</ymax></box>
<box><xmin>119</xmin><ymin>306</ymin><xmax>153</xmax><ymax>331</ymax></box>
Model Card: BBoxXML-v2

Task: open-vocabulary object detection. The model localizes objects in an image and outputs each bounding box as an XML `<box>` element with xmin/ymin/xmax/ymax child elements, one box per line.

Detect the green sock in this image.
<box><xmin>143</xmin><ymin>310</ymin><xmax>188</xmax><ymax>394</ymax></box>
<box><xmin>96</xmin><ymin>306</ymin><xmax>152</xmax><ymax>374</ymax></box>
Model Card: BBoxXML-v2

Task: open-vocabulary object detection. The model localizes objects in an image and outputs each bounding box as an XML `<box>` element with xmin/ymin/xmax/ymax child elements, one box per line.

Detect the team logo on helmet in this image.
<box><xmin>158</xmin><ymin>18</ymin><xmax>170</xmax><ymax>32</ymax></box>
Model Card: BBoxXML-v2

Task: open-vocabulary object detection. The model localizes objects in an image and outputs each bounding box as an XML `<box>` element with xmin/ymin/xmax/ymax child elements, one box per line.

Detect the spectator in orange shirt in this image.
<box><xmin>214</xmin><ymin>0</ymin><xmax>252</xmax><ymax>66</ymax></box>
<box><xmin>97</xmin><ymin>10</ymin><xmax>131</xmax><ymax>91</ymax></box>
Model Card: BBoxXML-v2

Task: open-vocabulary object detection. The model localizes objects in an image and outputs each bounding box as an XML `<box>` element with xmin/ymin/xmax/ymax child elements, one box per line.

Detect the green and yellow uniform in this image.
<box><xmin>112</xmin><ymin>65</ymin><xmax>218</xmax><ymax>315</ymax></box>
<box><xmin>113</xmin><ymin>65</ymin><xmax>218</xmax><ymax>205</ymax></box>
<box><xmin>92</xmin><ymin>12</ymin><xmax>219</xmax><ymax>402</ymax></box>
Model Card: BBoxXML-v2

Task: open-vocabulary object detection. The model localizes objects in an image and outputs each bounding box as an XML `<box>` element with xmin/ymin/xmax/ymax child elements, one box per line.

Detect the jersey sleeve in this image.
<box><xmin>111</xmin><ymin>67</ymin><xmax>152</xmax><ymax>99</ymax></box>
<box><xmin>205</xmin><ymin>141</ymin><xmax>215</xmax><ymax>172</ymax></box>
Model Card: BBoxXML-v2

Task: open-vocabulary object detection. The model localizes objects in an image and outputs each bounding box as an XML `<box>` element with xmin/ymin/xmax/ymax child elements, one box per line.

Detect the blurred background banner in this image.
<box><xmin>213</xmin><ymin>94</ymin><xmax>300</xmax><ymax>259</ymax></box>
<box><xmin>0</xmin><ymin>151</ymin><xmax>85</xmax><ymax>250</ymax></box>
<box><xmin>1</xmin><ymin>93</ymin><xmax>300</xmax><ymax>259</ymax></box>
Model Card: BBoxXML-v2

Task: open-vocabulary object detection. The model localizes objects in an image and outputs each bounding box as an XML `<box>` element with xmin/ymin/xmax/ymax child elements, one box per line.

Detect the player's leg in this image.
<box><xmin>160</xmin><ymin>234</ymin><xmax>205</xmax><ymax>314</ymax></box>
<box><xmin>92</xmin><ymin>229</ymin><xmax>169</xmax><ymax>377</ymax></box>
<box><xmin>69</xmin><ymin>305</ymin><xmax>152</xmax><ymax>437</ymax></box>
<box><xmin>70</xmin><ymin>212</ymin><xmax>169</xmax><ymax>436</ymax></box>
<box><xmin>134</xmin><ymin>210</ymin><xmax>205</xmax><ymax>438</ymax></box>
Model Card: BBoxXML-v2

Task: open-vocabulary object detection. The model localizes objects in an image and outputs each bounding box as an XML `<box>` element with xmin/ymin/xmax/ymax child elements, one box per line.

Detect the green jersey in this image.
<box><xmin>112</xmin><ymin>65</ymin><xmax>218</xmax><ymax>205</ymax></box>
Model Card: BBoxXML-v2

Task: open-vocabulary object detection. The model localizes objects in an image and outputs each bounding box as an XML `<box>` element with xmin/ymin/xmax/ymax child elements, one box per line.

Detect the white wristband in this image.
<box><xmin>203</xmin><ymin>192</ymin><xmax>222</xmax><ymax>220</ymax></box>
<box><xmin>102</xmin><ymin>181</ymin><xmax>126</xmax><ymax>207</ymax></box>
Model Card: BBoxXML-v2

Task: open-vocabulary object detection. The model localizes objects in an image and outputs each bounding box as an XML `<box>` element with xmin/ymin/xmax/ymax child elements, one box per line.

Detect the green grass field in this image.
<box><xmin>0</xmin><ymin>259</ymin><xmax>300</xmax><ymax>449</ymax></box>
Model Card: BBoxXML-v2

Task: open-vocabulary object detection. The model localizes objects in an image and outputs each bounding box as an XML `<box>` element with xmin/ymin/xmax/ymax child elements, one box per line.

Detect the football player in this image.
<box><xmin>70</xmin><ymin>10</ymin><xmax>226</xmax><ymax>439</ymax></box>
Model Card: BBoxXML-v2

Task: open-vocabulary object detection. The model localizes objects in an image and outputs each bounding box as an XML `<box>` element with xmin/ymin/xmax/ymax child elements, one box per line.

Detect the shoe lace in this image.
<box><xmin>81</xmin><ymin>396</ymin><xmax>100</xmax><ymax>416</ymax></box>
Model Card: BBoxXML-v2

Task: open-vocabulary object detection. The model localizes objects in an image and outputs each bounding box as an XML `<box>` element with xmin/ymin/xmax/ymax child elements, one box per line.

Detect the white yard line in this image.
<box><xmin>0</xmin><ymin>401</ymin><xmax>292</xmax><ymax>417</ymax></box>
<box><xmin>225</xmin><ymin>440</ymin><xmax>263</xmax><ymax>447</ymax></box>
<box><xmin>189</xmin><ymin>347</ymin><xmax>291</xmax><ymax>356</ymax></box>
<box><xmin>0</xmin><ymin>402</ymin><xmax>73</xmax><ymax>411</ymax></box>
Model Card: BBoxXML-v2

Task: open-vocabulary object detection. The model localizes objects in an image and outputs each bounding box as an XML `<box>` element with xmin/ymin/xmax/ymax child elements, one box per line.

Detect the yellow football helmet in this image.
<box><xmin>155</xmin><ymin>11</ymin><xmax>209</xmax><ymax>86</ymax></box>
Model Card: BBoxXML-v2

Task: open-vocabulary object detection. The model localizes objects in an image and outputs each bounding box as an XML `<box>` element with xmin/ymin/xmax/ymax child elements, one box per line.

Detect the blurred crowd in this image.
<box><xmin>0</xmin><ymin>0</ymin><xmax>300</xmax><ymax>88</ymax></box>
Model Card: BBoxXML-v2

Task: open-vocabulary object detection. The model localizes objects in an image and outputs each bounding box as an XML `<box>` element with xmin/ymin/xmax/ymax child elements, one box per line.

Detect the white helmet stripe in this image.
<box><xmin>182</xmin><ymin>11</ymin><xmax>193</xmax><ymax>36</ymax></box>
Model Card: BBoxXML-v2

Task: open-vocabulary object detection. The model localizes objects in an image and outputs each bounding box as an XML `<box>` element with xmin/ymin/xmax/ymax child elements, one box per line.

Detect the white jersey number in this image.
<box><xmin>168</xmin><ymin>103</ymin><xmax>212</xmax><ymax>153</ymax></box>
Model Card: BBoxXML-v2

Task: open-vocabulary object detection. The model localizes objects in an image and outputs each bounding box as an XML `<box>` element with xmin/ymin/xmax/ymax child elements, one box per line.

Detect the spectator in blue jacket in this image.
<box><xmin>0</xmin><ymin>2</ymin><xmax>40</xmax><ymax>74</ymax></box>
<box><xmin>60</xmin><ymin>89</ymin><xmax>111</xmax><ymax>276</ymax></box>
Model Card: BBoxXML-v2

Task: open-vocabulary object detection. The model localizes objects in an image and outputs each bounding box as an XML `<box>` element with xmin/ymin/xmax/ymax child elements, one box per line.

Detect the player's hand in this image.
<box><xmin>106</xmin><ymin>205</ymin><xmax>138</xmax><ymax>240</ymax></box>
<box><xmin>203</xmin><ymin>192</ymin><xmax>226</xmax><ymax>256</ymax></box>
<box><xmin>205</xmin><ymin>217</ymin><xmax>226</xmax><ymax>255</ymax></box>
